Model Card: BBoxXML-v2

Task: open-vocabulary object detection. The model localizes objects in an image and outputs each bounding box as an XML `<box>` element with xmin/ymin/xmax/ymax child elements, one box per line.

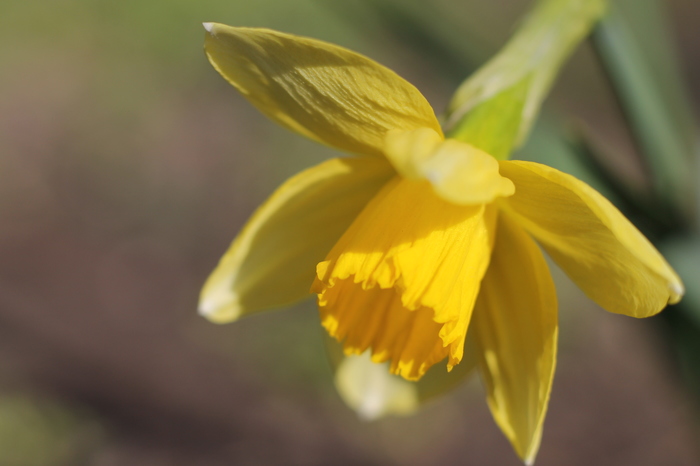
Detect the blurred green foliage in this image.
<box><xmin>0</xmin><ymin>394</ymin><xmax>101</xmax><ymax>466</ymax></box>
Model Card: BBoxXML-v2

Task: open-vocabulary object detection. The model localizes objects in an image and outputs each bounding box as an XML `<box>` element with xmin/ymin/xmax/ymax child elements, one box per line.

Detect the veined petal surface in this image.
<box><xmin>500</xmin><ymin>160</ymin><xmax>683</xmax><ymax>317</ymax></box>
<box><xmin>472</xmin><ymin>212</ymin><xmax>557</xmax><ymax>465</ymax></box>
<box><xmin>384</xmin><ymin>128</ymin><xmax>515</xmax><ymax>205</ymax></box>
<box><xmin>312</xmin><ymin>177</ymin><xmax>497</xmax><ymax>380</ymax></box>
<box><xmin>204</xmin><ymin>23</ymin><xmax>442</xmax><ymax>156</ymax></box>
<box><xmin>199</xmin><ymin>156</ymin><xmax>394</xmax><ymax>323</ymax></box>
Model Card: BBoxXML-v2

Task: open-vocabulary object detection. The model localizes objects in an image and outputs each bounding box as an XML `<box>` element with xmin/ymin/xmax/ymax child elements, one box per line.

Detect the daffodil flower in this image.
<box><xmin>199</xmin><ymin>23</ymin><xmax>683</xmax><ymax>463</ymax></box>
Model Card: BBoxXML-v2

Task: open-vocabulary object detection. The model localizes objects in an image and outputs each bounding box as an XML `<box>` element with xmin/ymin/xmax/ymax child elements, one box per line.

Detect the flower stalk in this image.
<box><xmin>445</xmin><ymin>0</ymin><xmax>606</xmax><ymax>159</ymax></box>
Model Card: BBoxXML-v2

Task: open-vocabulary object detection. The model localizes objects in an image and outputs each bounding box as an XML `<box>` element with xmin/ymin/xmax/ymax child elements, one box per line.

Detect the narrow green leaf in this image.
<box><xmin>592</xmin><ymin>2</ymin><xmax>696</xmax><ymax>221</ymax></box>
<box><xmin>659</xmin><ymin>236</ymin><xmax>700</xmax><ymax>326</ymax></box>
<box><xmin>608</xmin><ymin>0</ymin><xmax>696</xmax><ymax>151</ymax></box>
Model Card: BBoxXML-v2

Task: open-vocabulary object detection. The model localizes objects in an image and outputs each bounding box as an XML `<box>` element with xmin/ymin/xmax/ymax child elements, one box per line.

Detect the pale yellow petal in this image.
<box><xmin>312</xmin><ymin>177</ymin><xmax>497</xmax><ymax>380</ymax></box>
<box><xmin>204</xmin><ymin>23</ymin><xmax>442</xmax><ymax>156</ymax></box>
<box><xmin>335</xmin><ymin>351</ymin><xmax>420</xmax><ymax>420</ymax></box>
<box><xmin>332</xmin><ymin>344</ymin><xmax>476</xmax><ymax>420</ymax></box>
<box><xmin>499</xmin><ymin>160</ymin><xmax>683</xmax><ymax>318</ymax></box>
<box><xmin>473</xmin><ymin>212</ymin><xmax>558</xmax><ymax>465</ymax></box>
<box><xmin>384</xmin><ymin>128</ymin><xmax>515</xmax><ymax>205</ymax></box>
<box><xmin>199</xmin><ymin>156</ymin><xmax>394</xmax><ymax>323</ymax></box>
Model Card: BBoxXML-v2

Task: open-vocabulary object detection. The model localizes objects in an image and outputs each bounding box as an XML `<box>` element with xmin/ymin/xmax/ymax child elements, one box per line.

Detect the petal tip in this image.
<box><xmin>198</xmin><ymin>288</ymin><xmax>240</xmax><ymax>323</ymax></box>
<box><xmin>523</xmin><ymin>442</ymin><xmax>541</xmax><ymax>466</ymax></box>
<box><xmin>669</xmin><ymin>281</ymin><xmax>685</xmax><ymax>304</ymax></box>
<box><xmin>202</xmin><ymin>22</ymin><xmax>215</xmax><ymax>33</ymax></box>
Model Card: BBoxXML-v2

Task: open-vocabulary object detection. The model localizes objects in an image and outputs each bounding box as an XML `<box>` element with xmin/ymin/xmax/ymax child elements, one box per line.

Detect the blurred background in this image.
<box><xmin>0</xmin><ymin>0</ymin><xmax>699</xmax><ymax>464</ymax></box>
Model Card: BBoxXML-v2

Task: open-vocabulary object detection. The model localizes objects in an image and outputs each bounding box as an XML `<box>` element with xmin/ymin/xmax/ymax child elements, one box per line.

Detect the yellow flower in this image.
<box><xmin>199</xmin><ymin>23</ymin><xmax>684</xmax><ymax>463</ymax></box>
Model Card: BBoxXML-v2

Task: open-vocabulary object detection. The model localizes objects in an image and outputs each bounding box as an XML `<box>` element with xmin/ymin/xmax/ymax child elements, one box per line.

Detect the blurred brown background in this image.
<box><xmin>1</xmin><ymin>0</ymin><xmax>699</xmax><ymax>465</ymax></box>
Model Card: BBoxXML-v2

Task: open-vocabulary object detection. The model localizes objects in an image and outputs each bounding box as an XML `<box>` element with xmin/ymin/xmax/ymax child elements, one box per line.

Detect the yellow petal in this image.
<box><xmin>312</xmin><ymin>177</ymin><xmax>497</xmax><ymax>380</ymax></box>
<box><xmin>499</xmin><ymin>160</ymin><xmax>683</xmax><ymax>318</ymax></box>
<box><xmin>199</xmin><ymin>156</ymin><xmax>394</xmax><ymax>323</ymax></box>
<box><xmin>204</xmin><ymin>23</ymin><xmax>442</xmax><ymax>156</ymax></box>
<box><xmin>384</xmin><ymin>128</ymin><xmax>515</xmax><ymax>205</ymax></box>
<box><xmin>472</xmin><ymin>212</ymin><xmax>558</xmax><ymax>465</ymax></box>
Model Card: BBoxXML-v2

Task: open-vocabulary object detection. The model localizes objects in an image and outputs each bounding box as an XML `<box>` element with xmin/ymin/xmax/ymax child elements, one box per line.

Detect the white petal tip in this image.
<box><xmin>197</xmin><ymin>300</ymin><xmax>214</xmax><ymax>316</ymax></box>
<box><xmin>357</xmin><ymin>408</ymin><xmax>381</xmax><ymax>422</ymax></box>
<box><xmin>198</xmin><ymin>293</ymin><xmax>217</xmax><ymax>316</ymax></box>
<box><xmin>197</xmin><ymin>303</ymin><xmax>220</xmax><ymax>321</ymax></box>
<box><xmin>670</xmin><ymin>282</ymin><xmax>684</xmax><ymax>296</ymax></box>
<box><xmin>203</xmin><ymin>22</ymin><xmax>215</xmax><ymax>33</ymax></box>
<box><xmin>668</xmin><ymin>281</ymin><xmax>685</xmax><ymax>304</ymax></box>
<box><xmin>198</xmin><ymin>290</ymin><xmax>240</xmax><ymax>323</ymax></box>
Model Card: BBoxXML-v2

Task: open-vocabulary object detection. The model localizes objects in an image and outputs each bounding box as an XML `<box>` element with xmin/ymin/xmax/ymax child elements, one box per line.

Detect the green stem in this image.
<box><xmin>592</xmin><ymin>2</ymin><xmax>696</xmax><ymax>226</ymax></box>
<box><xmin>444</xmin><ymin>0</ymin><xmax>607</xmax><ymax>159</ymax></box>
